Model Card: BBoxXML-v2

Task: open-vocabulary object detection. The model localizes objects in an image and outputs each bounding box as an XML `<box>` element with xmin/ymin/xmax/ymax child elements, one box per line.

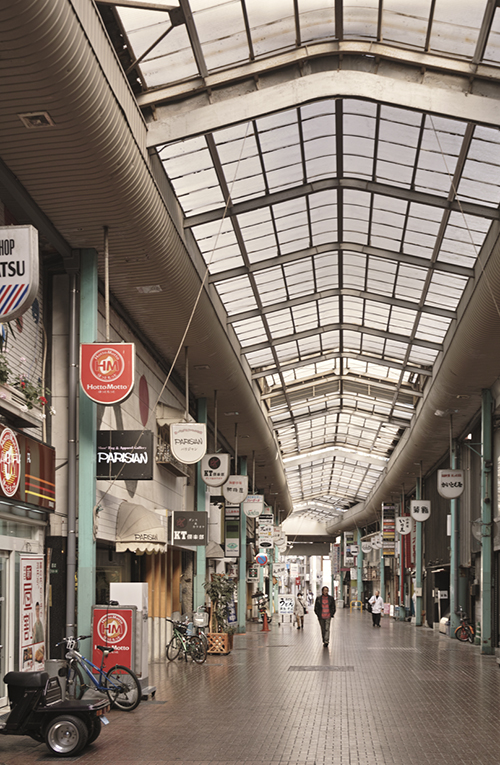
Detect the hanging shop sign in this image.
<box><xmin>437</xmin><ymin>469</ymin><xmax>464</xmax><ymax>499</ymax></box>
<box><xmin>20</xmin><ymin>555</ymin><xmax>45</xmax><ymax>671</ymax></box>
<box><xmin>201</xmin><ymin>453</ymin><xmax>230</xmax><ymax>486</ymax></box>
<box><xmin>222</xmin><ymin>475</ymin><xmax>249</xmax><ymax>504</ymax></box>
<box><xmin>410</xmin><ymin>499</ymin><xmax>431</xmax><ymax>521</ymax></box>
<box><xmin>171</xmin><ymin>510</ymin><xmax>208</xmax><ymax>545</ymax></box>
<box><xmin>278</xmin><ymin>595</ymin><xmax>294</xmax><ymax>614</ymax></box>
<box><xmin>273</xmin><ymin>563</ymin><xmax>286</xmax><ymax>576</ymax></box>
<box><xmin>0</xmin><ymin>426</ymin><xmax>55</xmax><ymax>510</ymax></box>
<box><xmin>396</xmin><ymin>516</ymin><xmax>413</xmax><ymax>535</ymax></box>
<box><xmin>361</xmin><ymin>541</ymin><xmax>372</xmax><ymax>554</ymax></box>
<box><xmin>332</xmin><ymin>544</ymin><xmax>341</xmax><ymax>575</ymax></box>
<box><xmin>382</xmin><ymin>503</ymin><xmax>397</xmax><ymax>556</ymax></box>
<box><xmin>247</xmin><ymin>566</ymin><xmax>259</xmax><ymax>580</ymax></box>
<box><xmin>242</xmin><ymin>494</ymin><xmax>264</xmax><ymax>517</ymax></box>
<box><xmin>96</xmin><ymin>430</ymin><xmax>154</xmax><ymax>480</ymax></box>
<box><xmin>170</xmin><ymin>422</ymin><xmax>207</xmax><ymax>464</ymax></box>
<box><xmin>0</xmin><ymin>225</ymin><xmax>39</xmax><ymax>322</ymax></box>
<box><xmin>370</xmin><ymin>533</ymin><xmax>383</xmax><ymax>549</ymax></box>
<box><xmin>80</xmin><ymin>343</ymin><xmax>135</xmax><ymax>405</ymax></box>
<box><xmin>224</xmin><ymin>517</ymin><xmax>240</xmax><ymax>557</ymax></box>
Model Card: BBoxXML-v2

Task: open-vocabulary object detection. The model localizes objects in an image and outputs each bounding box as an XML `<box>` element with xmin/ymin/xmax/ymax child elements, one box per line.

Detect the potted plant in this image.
<box><xmin>14</xmin><ymin>374</ymin><xmax>50</xmax><ymax>410</ymax></box>
<box><xmin>203</xmin><ymin>573</ymin><xmax>237</xmax><ymax>654</ymax></box>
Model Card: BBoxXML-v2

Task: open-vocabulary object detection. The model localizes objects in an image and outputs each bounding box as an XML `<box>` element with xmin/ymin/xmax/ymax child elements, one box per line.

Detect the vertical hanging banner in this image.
<box><xmin>0</xmin><ymin>225</ymin><xmax>39</xmax><ymax>321</ymax></box>
<box><xmin>20</xmin><ymin>555</ymin><xmax>45</xmax><ymax>671</ymax></box>
<box><xmin>222</xmin><ymin>475</ymin><xmax>249</xmax><ymax>504</ymax></box>
<box><xmin>382</xmin><ymin>503</ymin><xmax>397</xmax><ymax>556</ymax></box>
<box><xmin>201</xmin><ymin>453</ymin><xmax>230</xmax><ymax>486</ymax></box>
<box><xmin>170</xmin><ymin>422</ymin><xmax>207</xmax><ymax>464</ymax></box>
<box><xmin>80</xmin><ymin>343</ymin><xmax>135</xmax><ymax>404</ymax></box>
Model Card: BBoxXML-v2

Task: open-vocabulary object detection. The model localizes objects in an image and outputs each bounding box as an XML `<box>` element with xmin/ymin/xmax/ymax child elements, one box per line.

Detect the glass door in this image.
<box><xmin>0</xmin><ymin>553</ymin><xmax>8</xmax><ymax>706</ymax></box>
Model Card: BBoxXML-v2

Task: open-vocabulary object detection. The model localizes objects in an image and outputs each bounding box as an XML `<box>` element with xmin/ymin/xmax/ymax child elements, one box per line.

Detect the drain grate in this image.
<box><xmin>288</xmin><ymin>665</ymin><xmax>355</xmax><ymax>672</ymax></box>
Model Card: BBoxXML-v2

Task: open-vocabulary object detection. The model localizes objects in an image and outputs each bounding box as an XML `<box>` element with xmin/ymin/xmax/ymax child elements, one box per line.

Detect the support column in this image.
<box><xmin>194</xmin><ymin>398</ymin><xmax>207</xmax><ymax>610</ymax></box>
<box><xmin>380</xmin><ymin>549</ymin><xmax>385</xmax><ymax>603</ymax></box>
<box><xmin>415</xmin><ymin>476</ymin><xmax>423</xmax><ymax>627</ymax></box>
<box><xmin>238</xmin><ymin>457</ymin><xmax>247</xmax><ymax>633</ymax></box>
<box><xmin>77</xmin><ymin>250</ymin><xmax>98</xmax><ymax>650</ymax></box>
<box><xmin>339</xmin><ymin>535</ymin><xmax>344</xmax><ymax>606</ymax></box>
<box><xmin>481</xmin><ymin>389</ymin><xmax>493</xmax><ymax>654</ymax></box>
<box><xmin>449</xmin><ymin>441</ymin><xmax>459</xmax><ymax>635</ymax></box>
<box><xmin>357</xmin><ymin>528</ymin><xmax>363</xmax><ymax>603</ymax></box>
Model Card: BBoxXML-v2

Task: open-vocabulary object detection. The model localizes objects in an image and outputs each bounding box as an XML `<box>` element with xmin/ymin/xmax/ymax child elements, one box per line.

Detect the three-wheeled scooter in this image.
<box><xmin>0</xmin><ymin>669</ymin><xmax>109</xmax><ymax>756</ymax></box>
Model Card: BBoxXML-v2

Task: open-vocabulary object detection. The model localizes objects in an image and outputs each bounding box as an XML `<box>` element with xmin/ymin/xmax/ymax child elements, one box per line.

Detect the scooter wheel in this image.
<box><xmin>45</xmin><ymin>715</ymin><xmax>89</xmax><ymax>756</ymax></box>
<box><xmin>87</xmin><ymin>716</ymin><xmax>102</xmax><ymax>744</ymax></box>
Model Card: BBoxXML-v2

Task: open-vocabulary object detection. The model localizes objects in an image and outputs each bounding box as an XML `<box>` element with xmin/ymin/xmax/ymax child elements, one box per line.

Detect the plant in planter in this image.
<box><xmin>0</xmin><ymin>353</ymin><xmax>10</xmax><ymax>385</ymax></box>
<box><xmin>14</xmin><ymin>374</ymin><xmax>50</xmax><ymax>410</ymax></box>
<box><xmin>203</xmin><ymin>574</ymin><xmax>237</xmax><ymax>654</ymax></box>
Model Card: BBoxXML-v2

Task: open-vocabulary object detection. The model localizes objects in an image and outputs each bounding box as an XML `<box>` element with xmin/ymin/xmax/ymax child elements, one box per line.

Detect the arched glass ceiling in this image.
<box><xmin>111</xmin><ymin>0</ymin><xmax>500</xmax><ymax>521</ymax></box>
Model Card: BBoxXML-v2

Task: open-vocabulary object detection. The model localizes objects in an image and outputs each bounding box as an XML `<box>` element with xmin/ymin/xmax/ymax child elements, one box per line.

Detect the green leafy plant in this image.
<box><xmin>203</xmin><ymin>574</ymin><xmax>237</xmax><ymax>633</ymax></box>
<box><xmin>15</xmin><ymin>375</ymin><xmax>50</xmax><ymax>409</ymax></box>
<box><xmin>0</xmin><ymin>354</ymin><xmax>9</xmax><ymax>385</ymax></box>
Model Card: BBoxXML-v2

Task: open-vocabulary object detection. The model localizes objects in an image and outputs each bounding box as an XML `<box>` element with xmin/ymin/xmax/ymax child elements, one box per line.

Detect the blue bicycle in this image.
<box><xmin>57</xmin><ymin>635</ymin><xmax>141</xmax><ymax>711</ymax></box>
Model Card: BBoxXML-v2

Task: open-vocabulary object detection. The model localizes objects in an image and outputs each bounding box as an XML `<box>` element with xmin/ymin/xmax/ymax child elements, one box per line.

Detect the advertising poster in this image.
<box><xmin>20</xmin><ymin>555</ymin><xmax>45</xmax><ymax>671</ymax></box>
<box><xmin>92</xmin><ymin>607</ymin><xmax>134</xmax><ymax>672</ymax></box>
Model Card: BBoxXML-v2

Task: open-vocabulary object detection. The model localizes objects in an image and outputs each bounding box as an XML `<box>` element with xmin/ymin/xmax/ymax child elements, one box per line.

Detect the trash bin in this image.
<box><xmin>44</xmin><ymin>659</ymin><xmax>67</xmax><ymax>699</ymax></box>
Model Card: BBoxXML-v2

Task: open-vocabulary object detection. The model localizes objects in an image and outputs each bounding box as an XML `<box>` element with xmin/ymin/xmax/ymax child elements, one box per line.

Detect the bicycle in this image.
<box><xmin>192</xmin><ymin>605</ymin><xmax>209</xmax><ymax>652</ymax></box>
<box><xmin>57</xmin><ymin>635</ymin><xmax>142</xmax><ymax>711</ymax></box>
<box><xmin>454</xmin><ymin>609</ymin><xmax>475</xmax><ymax>643</ymax></box>
<box><xmin>165</xmin><ymin>618</ymin><xmax>207</xmax><ymax>663</ymax></box>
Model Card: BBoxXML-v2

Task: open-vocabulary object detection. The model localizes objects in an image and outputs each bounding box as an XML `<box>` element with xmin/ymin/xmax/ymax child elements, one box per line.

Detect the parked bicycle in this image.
<box><xmin>454</xmin><ymin>609</ymin><xmax>475</xmax><ymax>643</ymax></box>
<box><xmin>165</xmin><ymin>617</ymin><xmax>207</xmax><ymax>663</ymax></box>
<box><xmin>192</xmin><ymin>605</ymin><xmax>209</xmax><ymax>651</ymax></box>
<box><xmin>57</xmin><ymin>635</ymin><xmax>142</xmax><ymax>711</ymax></box>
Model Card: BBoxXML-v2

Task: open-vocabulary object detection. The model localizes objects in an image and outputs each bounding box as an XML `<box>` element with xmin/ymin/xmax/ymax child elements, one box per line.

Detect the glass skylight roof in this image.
<box><xmin>113</xmin><ymin>0</ymin><xmax>500</xmax><ymax>522</ymax></box>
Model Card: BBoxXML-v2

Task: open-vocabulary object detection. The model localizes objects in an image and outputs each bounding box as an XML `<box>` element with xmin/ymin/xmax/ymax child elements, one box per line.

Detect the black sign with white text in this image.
<box><xmin>96</xmin><ymin>430</ymin><xmax>154</xmax><ymax>480</ymax></box>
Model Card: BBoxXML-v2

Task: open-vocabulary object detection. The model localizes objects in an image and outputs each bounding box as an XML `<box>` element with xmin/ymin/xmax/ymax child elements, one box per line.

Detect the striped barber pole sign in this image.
<box><xmin>0</xmin><ymin>226</ymin><xmax>39</xmax><ymax>321</ymax></box>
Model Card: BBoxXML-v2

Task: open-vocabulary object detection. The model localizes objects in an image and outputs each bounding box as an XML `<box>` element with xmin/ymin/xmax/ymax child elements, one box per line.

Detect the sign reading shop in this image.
<box><xmin>0</xmin><ymin>225</ymin><xmax>39</xmax><ymax>321</ymax></box>
<box><xmin>96</xmin><ymin>430</ymin><xmax>154</xmax><ymax>480</ymax></box>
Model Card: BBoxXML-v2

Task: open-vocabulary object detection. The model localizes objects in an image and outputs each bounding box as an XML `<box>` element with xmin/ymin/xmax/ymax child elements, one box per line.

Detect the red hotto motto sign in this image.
<box><xmin>80</xmin><ymin>343</ymin><xmax>135</xmax><ymax>405</ymax></box>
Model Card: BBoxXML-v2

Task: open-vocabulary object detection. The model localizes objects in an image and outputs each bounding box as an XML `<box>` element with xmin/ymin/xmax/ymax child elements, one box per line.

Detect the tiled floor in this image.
<box><xmin>1</xmin><ymin>608</ymin><xmax>500</xmax><ymax>764</ymax></box>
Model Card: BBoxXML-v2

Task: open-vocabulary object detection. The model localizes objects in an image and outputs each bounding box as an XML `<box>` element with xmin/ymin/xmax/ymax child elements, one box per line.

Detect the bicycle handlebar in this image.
<box><xmin>55</xmin><ymin>634</ymin><xmax>91</xmax><ymax>647</ymax></box>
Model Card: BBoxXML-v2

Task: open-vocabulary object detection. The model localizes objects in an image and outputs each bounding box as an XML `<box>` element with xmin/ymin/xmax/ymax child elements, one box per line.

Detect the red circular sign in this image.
<box><xmin>97</xmin><ymin>613</ymin><xmax>128</xmax><ymax>645</ymax></box>
<box><xmin>90</xmin><ymin>347</ymin><xmax>125</xmax><ymax>382</ymax></box>
<box><xmin>80</xmin><ymin>343</ymin><xmax>135</xmax><ymax>405</ymax></box>
<box><xmin>0</xmin><ymin>428</ymin><xmax>21</xmax><ymax>497</ymax></box>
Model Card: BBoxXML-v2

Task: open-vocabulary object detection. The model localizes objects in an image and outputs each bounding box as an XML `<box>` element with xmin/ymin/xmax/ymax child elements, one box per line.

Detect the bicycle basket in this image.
<box><xmin>193</xmin><ymin>612</ymin><xmax>209</xmax><ymax>627</ymax></box>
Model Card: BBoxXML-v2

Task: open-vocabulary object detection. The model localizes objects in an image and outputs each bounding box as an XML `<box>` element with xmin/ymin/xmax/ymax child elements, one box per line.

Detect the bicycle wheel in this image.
<box><xmin>455</xmin><ymin>625</ymin><xmax>471</xmax><ymax>642</ymax></box>
<box><xmin>66</xmin><ymin>661</ymin><xmax>85</xmax><ymax>699</ymax></box>
<box><xmin>187</xmin><ymin>635</ymin><xmax>207</xmax><ymax>664</ymax></box>
<box><xmin>166</xmin><ymin>635</ymin><xmax>183</xmax><ymax>661</ymax></box>
<box><xmin>105</xmin><ymin>665</ymin><xmax>141</xmax><ymax>711</ymax></box>
<box><xmin>467</xmin><ymin>627</ymin><xmax>475</xmax><ymax>644</ymax></box>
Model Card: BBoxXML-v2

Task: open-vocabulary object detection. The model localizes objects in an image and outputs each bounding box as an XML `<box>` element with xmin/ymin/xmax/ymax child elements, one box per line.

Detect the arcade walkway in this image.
<box><xmin>2</xmin><ymin>608</ymin><xmax>500</xmax><ymax>765</ymax></box>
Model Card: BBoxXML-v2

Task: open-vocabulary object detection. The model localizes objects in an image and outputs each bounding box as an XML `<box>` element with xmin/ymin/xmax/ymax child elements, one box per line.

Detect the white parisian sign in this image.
<box><xmin>410</xmin><ymin>500</ymin><xmax>431</xmax><ymax>521</ymax></box>
<box><xmin>222</xmin><ymin>475</ymin><xmax>249</xmax><ymax>504</ymax></box>
<box><xmin>0</xmin><ymin>225</ymin><xmax>39</xmax><ymax>321</ymax></box>
<box><xmin>201</xmin><ymin>453</ymin><xmax>230</xmax><ymax>486</ymax></box>
<box><xmin>242</xmin><ymin>494</ymin><xmax>264</xmax><ymax>517</ymax></box>
<box><xmin>170</xmin><ymin>423</ymin><xmax>207</xmax><ymax>464</ymax></box>
<box><xmin>437</xmin><ymin>469</ymin><xmax>464</xmax><ymax>499</ymax></box>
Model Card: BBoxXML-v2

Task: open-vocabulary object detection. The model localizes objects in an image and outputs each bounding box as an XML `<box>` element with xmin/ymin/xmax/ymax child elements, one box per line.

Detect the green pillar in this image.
<box><xmin>357</xmin><ymin>528</ymin><xmax>363</xmax><ymax>602</ymax></box>
<box><xmin>77</xmin><ymin>250</ymin><xmax>98</xmax><ymax>653</ymax></box>
<box><xmin>481</xmin><ymin>389</ymin><xmax>493</xmax><ymax>654</ymax></box>
<box><xmin>449</xmin><ymin>441</ymin><xmax>459</xmax><ymax>635</ymax></box>
<box><xmin>380</xmin><ymin>547</ymin><xmax>385</xmax><ymax>602</ymax></box>
<box><xmin>194</xmin><ymin>398</ymin><xmax>207</xmax><ymax>610</ymax></box>
<box><xmin>339</xmin><ymin>535</ymin><xmax>344</xmax><ymax>606</ymax></box>
<box><xmin>415</xmin><ymin>476</ymin><xmax>423</xmax><ymax>627</ymax></box>
<box><xmin>237</xmin><ymin>457</ymin><xmax>247</xmax><ymax>633</ymax></box>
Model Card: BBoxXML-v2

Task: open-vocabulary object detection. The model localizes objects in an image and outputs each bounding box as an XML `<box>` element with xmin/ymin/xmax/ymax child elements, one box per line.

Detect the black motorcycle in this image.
<box><xmin>0</xmin><ymin>669</ymin><xmax>109</xmax><ymax>756</ymax></box>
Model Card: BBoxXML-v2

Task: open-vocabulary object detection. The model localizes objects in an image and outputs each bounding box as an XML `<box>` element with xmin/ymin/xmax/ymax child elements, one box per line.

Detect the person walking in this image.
<box><xmin>314</xmin><ymin>586</ymin><xmax>336</xmax><ymax>646</ymax></box>
<box><xmin>294</xmin><ymin>591</ymin><xmax>306</xmax><ymax>629</ymax></box>
<box><xmin>369</xmin><ymin>590</ymin><xmax>384</xmax><ymax>627</ymax></box>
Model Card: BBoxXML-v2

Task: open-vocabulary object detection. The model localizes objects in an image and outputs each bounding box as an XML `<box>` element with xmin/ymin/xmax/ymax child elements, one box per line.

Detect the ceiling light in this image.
<box><xmin>194</xmin><ymin>364</ymin><xmax>210</xmax><ymax>370</ymax></box>
<box><xmin>18</xmin><ymin>111</ymin><xmax>55</xmax><ymax>128</ymax></box>
<box><xmin>136</xmin><ymin>285</ymin><xmax>162</xmax><ymax>294</ymax></box>
<box><xmin>224</xmin><ymin>411</ymin><xmax>239</xmax><ymax>416</ymax></box>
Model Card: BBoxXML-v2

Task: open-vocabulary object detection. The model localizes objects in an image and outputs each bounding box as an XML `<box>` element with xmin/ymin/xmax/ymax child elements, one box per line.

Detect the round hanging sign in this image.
<box><xmin>0</xmin><ymin>427</ymin><xmax>21</xmax><ymax>498</ymax></box>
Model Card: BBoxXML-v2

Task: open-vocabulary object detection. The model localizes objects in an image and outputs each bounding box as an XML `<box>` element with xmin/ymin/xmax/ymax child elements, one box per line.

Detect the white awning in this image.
<box><xmin>115</xmin><ymin>501</ymin><xmax>166</xmax><ymax>555</ymax></box>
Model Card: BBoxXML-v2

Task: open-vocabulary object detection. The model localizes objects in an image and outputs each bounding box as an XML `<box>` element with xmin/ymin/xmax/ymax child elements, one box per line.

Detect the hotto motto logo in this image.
<box><xmin>97</xmin><ymin>613</ymin><xmax>128</xmax><ymax>644</ymax></box>
<box><xmin>90</xmin><ymin>347</ymin><xmax>124</xmax><ymax>382</ymax></box>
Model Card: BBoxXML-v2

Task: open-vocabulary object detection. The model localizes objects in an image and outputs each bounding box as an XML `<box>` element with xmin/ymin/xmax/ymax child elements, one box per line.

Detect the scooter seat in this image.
<box><xmin>4</xmin><ymin>671</ymin><xmax>49</xmax><ymax>688</ymax></box>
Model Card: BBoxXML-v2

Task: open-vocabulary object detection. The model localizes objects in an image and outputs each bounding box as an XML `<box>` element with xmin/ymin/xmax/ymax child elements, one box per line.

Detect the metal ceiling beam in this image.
<box><xmin>251</xmin><ymin>349</ymin><xmax>432</xmax><ymax>380</ymax></box>
<box><xmin>138</xmin><ymin>41</ymin><xmax>500</xmax><ymax>113</ymax></box>
<box><xmin>283</xmin><ymin>446</ymin><xmax>388</xmax><ymax>468</ymax></box>
<box><xmin>228</xmin><ymin>287</ymin><xmax>455</xmax><ymax>325</ymax></box>
<box><xmin>185</xmin><ymin>177</ymin><xmax>497</xmax><ymax>229</ymax></box>
<box><xmin>273</xmin><ymin>406</ymin><xmax>409</xmax><ymax>430</ymax></box>
<box><xmin>263</xmin><ymin>372</ymin><xmax>422</xmax><ymax>401</ymax></box>
<box><xmin>98</xmin><ymin>0</ymin><xmax>175</xmax><ymax>9</ymax></box>
<box><xmin>210</xmin><ymin>240</ymin><xmax>474</xmax><ymax>283</ymax></box>
<box><xmin>243</xmin><ymin>320</ymin><xmax>442</xmax><ymax>355</ymax></box>
<box><xmin>145</xmin><ymin>64</ymin><xmax>500</xmax><ymax>146</ymax></box>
